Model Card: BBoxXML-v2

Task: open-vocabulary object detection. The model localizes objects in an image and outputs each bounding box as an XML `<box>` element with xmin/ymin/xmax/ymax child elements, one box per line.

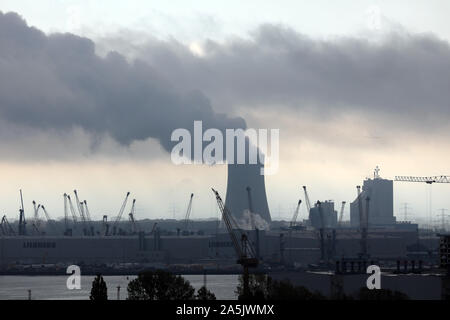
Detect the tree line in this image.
<box><xmin>90</xmin><ymin>271</ymin><xmax>409</xmax><ymax>301</ymax></box>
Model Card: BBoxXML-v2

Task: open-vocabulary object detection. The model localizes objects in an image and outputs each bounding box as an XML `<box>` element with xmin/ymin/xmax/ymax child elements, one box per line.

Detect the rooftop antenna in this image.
<box><xmin>374</xmin><ymin>166</ymin><xmax>380</xmax><ymax>179</ymax></box>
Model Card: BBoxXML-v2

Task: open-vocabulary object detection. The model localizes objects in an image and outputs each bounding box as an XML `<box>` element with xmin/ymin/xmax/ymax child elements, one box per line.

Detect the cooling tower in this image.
<box><xmin>225</xmin><ymin>162</ymin><xmax>272</xmax><ymax>226</ymax></box>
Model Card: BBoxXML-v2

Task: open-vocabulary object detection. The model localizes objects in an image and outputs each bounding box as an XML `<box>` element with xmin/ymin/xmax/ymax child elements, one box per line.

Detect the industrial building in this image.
<box><xmin>309</xmin><ymin>201</ymin><xmax>338</xmax><ymax>229</ymax></box>
<box><xmin>350</xmin><ymin>170</ymin><xmax>396</xmax><ymax>227</ymax></box>
<box><xmin>0</xmin><ymin>166</ymin><xmax>444</xmax><ymax>276</ymax></box>
<box><xmin>0</xmin><ymin>227</ymin><xmax>429</xmax><ymax>268</ymax></box>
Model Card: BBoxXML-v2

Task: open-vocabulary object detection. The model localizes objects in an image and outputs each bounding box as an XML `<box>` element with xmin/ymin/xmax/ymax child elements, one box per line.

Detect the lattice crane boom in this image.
<box><xmin>303</xmin><ymin>186</ymin><xmax>312</xmax><ymax>215</ymax></box>
<box><xmin>211</xmin><ymin>188</ymin><xmax>258</xmax><ymax>263</ymax></box>
<box><xmin>395</xmin><ymin>176</ymin><xmax>450</xmax><ymax>184</ymax></box>
<box><xmin>66</xmin><ymin>195</ymin><xmax>78</xmax><ymax>224</ymax></box>
<box><xmin>128</xmin><ymin>199</ymin><xmax>139</xmax><ymax>233</ymax></box>
<box><xmin>1</xmin><ymin>215</ymin><xmax>16</xmax><ymax>236</ymax></box>
<box><xmin>83</xmin><ymin>200</ymin><xmax>95</xmax><ymax>235</ymax></box>
<box><xmin>40</xmin><ymin>205</ymin><xmax>58</xmax><ymax>233</ymax></box>
<box><xmin>290</xmin><ymin>200</ymin><xmax>302</xmax><ymax>227</ymax></box>
<box><xmin>73</xmin><ymin>190</ymin><xmax>87</xmax><ymax>224</ymax></box>
<box><xmin>112</xmin><ymin>192</ymin><xmax>131</xmax><ymax>234</ymax></box>
<box><xmin>212</xmin><ymin>188</ymin><xmax>257</xmax><ymax>299</ymax></box>
<box><xmin>183</xmin><ymin>193</ymin><xmax>194</xmax><ymax>231</ymax></box>
<box><xmin>338</xmin><ymin>201</ymin><xmax>346</xmax><ymax>226</ymax></box>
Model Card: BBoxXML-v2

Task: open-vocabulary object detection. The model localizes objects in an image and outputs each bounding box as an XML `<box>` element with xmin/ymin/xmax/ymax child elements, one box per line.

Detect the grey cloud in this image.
<box><xmin>121</xmin><ymin>24</ymin><xmax>450</xmax><ymax>127</ymax></box>
<box><xmin>2</xmin><ymin>10</ymin><xmax>450</xmax><ymax>162</ymax></box>
<box><xmin>0</xmin><ymin>11</ymin><xmax>245</xmax><ymax>156</ymax></box>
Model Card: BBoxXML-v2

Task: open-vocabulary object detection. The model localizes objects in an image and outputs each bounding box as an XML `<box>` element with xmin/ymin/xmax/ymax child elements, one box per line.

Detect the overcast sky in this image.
<box><xmin>0</xmin><ymin>1</ymin><xmax>449</xmax><ymax>227</ymax></box>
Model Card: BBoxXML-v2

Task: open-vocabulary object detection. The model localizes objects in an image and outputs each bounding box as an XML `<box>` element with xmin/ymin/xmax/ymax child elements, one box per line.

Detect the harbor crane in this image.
<box><xmin>1</xmin><ymin>215</ymin><xmax>16</xmax><ymax>236</ymax></box>
<box><xmin>40</xmin><ymin>205</ymin><xmax>58</xmax><ymax>234</ymax></box>
<box><xmin>32</xmin><ymin>201</ymin><xmax>42</xmax><ymax>235</ymax></box>
<box><xmin>212</xmin><ymin>188</ymin><xmax>258</xmax><ymax>299</ymax></box>
<box><xmin>302</xmin><ymin>186</ymin><xmax>312</xmax><ymax>218</ymax></box>
<box><xmin>66</xmin><ymin>195</ymin><xmax>80</xmax><ymax>234</ymax></box>
<box><xmin>150</xmin><ymin>222</ymin><xmax>158</xmax><ymax>235</ymax></box>
<box><xmin>183</xmin><ymin>193</ymin><xmax>194</xmax><ymax>234</ymax></box>
<box><xmin>112</xmin><ymin>192</ymin><xmax>131</xmax><ymax>235</ymax></box>
<box><xmin>128</xmin><ymin>199</ymin><xmax>139</xmax><ymax>234</ymax></box>
<box><xmin>83</xmin><ymin>200</ymin><xmax>95</xmax><ymax>236</ymax></box>
<box><xmin>63</xmin><ymin>193</ymin><xmax>74</xmax><ymax>236</ymax></box>
<box><xmin>338</xmin><ymin>201</ymin><xmax>346</xmax><ymax>227</ymax></box>
<box><xmin>395</xmin><ymin>174</ymin><xmax>450</xmax><ymax>231</ymax></box>
<box><xmin>289</xmin><ymin>200</ymin><xmax>302</xmax><ymax>228</ymax></box>
<box><xmin>32</xmin><ymin>201</ymin><xmax>41</xmax><ymax>228</ymax></box>
<box><xmin>18</xmin><ymin>190</ymin><xmax>27</xmax><ymax>236</ymax></box>
<box><xmin>74</xmin><ymin>190</ymin><xmax>90</xmax><ymax>236</ymax></box>
<box><xmin>0</xmin><ymin>217</ymin><xmax>4</xmax><ymax>236</ymax></box>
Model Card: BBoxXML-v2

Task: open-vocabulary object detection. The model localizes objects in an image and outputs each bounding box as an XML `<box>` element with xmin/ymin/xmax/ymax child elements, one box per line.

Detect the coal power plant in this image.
<box><xmin>1</xmin><ymin>165</ymin><xmax>449</xmax><ymax>299</ymax></box>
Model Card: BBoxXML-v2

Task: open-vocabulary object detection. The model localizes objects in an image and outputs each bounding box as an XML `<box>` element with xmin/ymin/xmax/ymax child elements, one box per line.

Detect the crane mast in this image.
<box><xmin>183</xmin><ymin>193</ymin><xmax>194</xmax><ymax>233</ymax></box>
<box><xmin>83</xmin><ymin>200</ymin><xmax>92</xmax><ymax>222</ymax></box>
<box><xmin>395</xmin><ymin>174</ymin><xmax>450</xmax><ymax>235</ymax></box>
<box><xmin>212</xmin><ymin>188</ymin><xmax>258</xmax><ymax>298</ymax></box>
<box><xmin>83</xmin><ymin>200</ymin><xmax>95</xmax><ymax>236</ymax></box>
<box><xmin>74</xmin><ymin>190</ymin><xmax>89</xmax><ymax>235</ymax></box>
<box><xmin>18</xmin><ymin>189</ymin><xmax>27</xmax><ymax>236</ymax></box>
<box><xmin>63</xmin><ymin>193</ymin><xmax>72</xmax><ymax>236</ymax></box>
<box><xmin>40</xmin><ymin>205</ymin><xmax>58</xmax><ymax>234</ymax></box>
<box><xmin>0</xmin><ymin>218</ymin><xmax>4</xmax><ymax>236</ymax></box>
<box><xmin>31</xmin><ymin>201</ymin><xmax>42</xmax><ymax>235</ymax></box>
<box><xmin>33</xmin><ymin>201</ymin><xmax>40</xmax><ymax>226</ymax></box>
<box><xmin>290</xmin><ymin>200</ymin><xmax>302</xmax><ymax>228</ymax></box>
<box><xmin>338</xmin><ymin>201</ymin><xmax>346</xmax><ymax>227</ymax></box>
<box><xmin>1</xmin><ymin>215</ymin><xmax>16</xmax><ymax>236</ymax></box>
<box><xmin>112</xmin><ymin>192</ymin><xmax>131</xmax><ymax>235</ymax></box>
<box><xmin>302</xmin><ymin>186</ymin><xmax>312</xmax><ymax>217</ymax></box>
<box><xmin>128</xmin><ymin>199</ymin><xmax>139</xmax><ymax>234</ymax></box>
<box><xmin>66</xmin><ymin>195</ymin><xmax>79</xmax><ymax>232</ymax></box>
<box><xmin>150</xmin><ymin>222</ymin><xmax>158</xmax><ymax>235</ymax></box>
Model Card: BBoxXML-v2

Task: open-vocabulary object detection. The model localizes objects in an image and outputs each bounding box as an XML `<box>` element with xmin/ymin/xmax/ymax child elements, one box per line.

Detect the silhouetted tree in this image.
<box><xmin>196</xmin><ymin>286</ymin><xmax>216</xmax><ymax>300</ymax></box>
<box><xmin>127</xmin><ymin>270</ymin><xmax>195</xmax><ymax>300</ymax></box>
<box><xmin>90</xmin><ymin>274</ymin><xmax>108</xmax><ymax>301</ymax></box>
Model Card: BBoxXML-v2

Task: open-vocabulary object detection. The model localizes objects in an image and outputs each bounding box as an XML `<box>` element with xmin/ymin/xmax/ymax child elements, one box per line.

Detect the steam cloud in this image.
<box><xmin>238</xmin><ymin>209</ymin><xmax>270</xmax><ymax>231</ymax></box>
